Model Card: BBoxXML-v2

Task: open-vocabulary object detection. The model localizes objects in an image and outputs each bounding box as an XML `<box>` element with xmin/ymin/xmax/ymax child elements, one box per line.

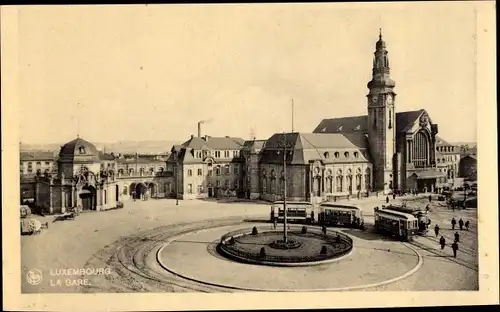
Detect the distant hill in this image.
<box><xmin>20</xmin><ymin>140</ymin><xmax>180</xmax><ymax>154</ymax></box>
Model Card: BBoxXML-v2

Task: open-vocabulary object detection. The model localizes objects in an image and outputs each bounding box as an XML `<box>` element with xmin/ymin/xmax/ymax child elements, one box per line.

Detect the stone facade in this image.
<box><xmin>168</xmin><ymin>135</ymin><xmax>245</xmax><ymax>200</ymax></box>
<box><xmin>314</xmin><ymin>31</ymin><xmax>445</xmax><ymax>193</ymax></box>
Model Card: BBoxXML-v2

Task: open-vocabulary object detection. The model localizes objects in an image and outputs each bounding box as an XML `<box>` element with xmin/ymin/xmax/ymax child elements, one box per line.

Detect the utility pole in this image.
<box><xmin>281</xmin><ymin>132</ymin><xmax>290</xmax><ymax>244</ymax></box>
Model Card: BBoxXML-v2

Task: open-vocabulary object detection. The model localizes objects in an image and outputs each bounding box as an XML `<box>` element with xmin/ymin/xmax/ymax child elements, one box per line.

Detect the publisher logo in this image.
<box><xmin>26</xmin><ymin>269</ymin><xmax>43</xmax><ymax>285</ymax></box>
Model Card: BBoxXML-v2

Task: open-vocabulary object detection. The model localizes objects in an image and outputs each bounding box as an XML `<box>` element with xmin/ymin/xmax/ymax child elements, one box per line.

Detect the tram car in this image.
<box><xmin>270</xmin><ymin>201</ymin><xmax>315</xmax><ymax>224</ymax></box>
<box><xmin>317</xmin><ymin>203</ymin><xmax>365</xmax><ymax>229</ymax></box>
<box><xmin>382</xmin><ymin>204</ymin><xmax>430</xmax><ymax>235</ymax></box>
<box><xmin>374</xmin><ymin>207</ymin><xmax>419</xmax><ymax>241</ymax></box>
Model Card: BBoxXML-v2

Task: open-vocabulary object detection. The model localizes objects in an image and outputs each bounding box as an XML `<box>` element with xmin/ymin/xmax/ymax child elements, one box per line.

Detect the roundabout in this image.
<box><xmin>217</xmin><ymin>226</ymin><xmax>353</xmax><ymax>266</ymax></box>
<box><xmin>79</xmin><ymin>217</ymin><xmax>423</xmax><ymax>293</ymax></box>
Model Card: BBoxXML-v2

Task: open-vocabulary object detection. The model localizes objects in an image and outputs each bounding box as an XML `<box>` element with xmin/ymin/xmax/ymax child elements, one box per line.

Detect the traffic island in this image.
<box><xmin>217</xmin><ymin>225</ymin><xmax>353</xmax><ymax>266</ymax></box>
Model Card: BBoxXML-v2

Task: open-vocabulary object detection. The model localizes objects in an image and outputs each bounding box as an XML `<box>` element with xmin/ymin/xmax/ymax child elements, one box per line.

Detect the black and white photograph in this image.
<box><xmin>2</xmin><ymin>2</ymin><xmax>497</xmax><ymax>311</ymax></box>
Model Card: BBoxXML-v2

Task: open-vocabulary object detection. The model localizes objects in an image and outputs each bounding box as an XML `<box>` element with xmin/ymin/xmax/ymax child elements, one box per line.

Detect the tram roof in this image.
<box><xmin>272</xmin><ymin>201</ymin><xmax>313</xmax><ymax>206</ymax></box>
<box><xmin>377</xmin><ymin>208</ymin><xmax>417</xmax><ymax>220</ymax></box>
<box><xmin>319</xmin><ymin>203</ymin><xmax>361</xmax><ymax>210</ymax></box>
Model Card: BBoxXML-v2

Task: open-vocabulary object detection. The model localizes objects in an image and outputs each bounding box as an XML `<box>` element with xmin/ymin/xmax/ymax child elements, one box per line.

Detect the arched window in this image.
<box><xmin>336</xmin><ymin>170</ymin><xmax>343</xmax><ymax>192</ymax></box>
<box><xmin>215</xmin><ymin>166</ymin><xmax>221</xmax><ymax>176</ymax></box>
<box><xmin>324</xmin><ymin>152</ymin><xmax>329</xmax><ymax>158</ymax></box>
<box><xmin>364</xmin><ymin>168</ymin><xmax>371</xmax><ymax>191</ymax></box>
<box><xmin>262</xmin><ymin>177</ymin><xmax>267</xmax><ymax>193</ymax></box>
<box><xmin>344</xmin><ymin>152</ymin><xmax>349</xmax><ymax>158</ymax></box>
<box><xmin>78</xmin><ymin>146</ymin><xmax>85</xmax><ymax>154</ymax></box>
<box><xmin>412</xmin><ymin>130</ymin><xmax>430</xmax><ymax>168</ymax></box>
<box><xmin>326</xmin><ymin>176</ymin><xmax>333</xmax><ymax>193</ymax></box>
<box><xmin>129</xmin><ymin>168</ymin><xmax>134</xmax><ymax>175</ymax></box>
<box><xmin>271</xmin><ymin>177</ymin><xmax>276</xmax><ymax>195</ymax></box>
<box><xmin>334</xmin><ymin>152</ymin><xmax>340</xmax><ymax>158</ymax></box>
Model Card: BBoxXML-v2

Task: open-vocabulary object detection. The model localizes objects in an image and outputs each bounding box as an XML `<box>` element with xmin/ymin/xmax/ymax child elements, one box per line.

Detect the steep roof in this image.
<box><xmin>20</xmin><ymin>151</ymin><xmax>55</xmax><ymax>161</ymax></box>
<box><xmin>182</xmin><ymin>136</ymin><xmax>244</xmax><ymax>150</ymax></box>
<box><xmin>395</xmin><ymin>109</ymin><xmax>425</xmax><ymax>133</ymax></box>
<box><xmin>260</xmin><ymin>132</ymin><xmax>370</xmax><ymax>165</ymax></box>
<box><xmin>313</xmin><ymin>109</ymin><xmax>425</xmax><ymax>134</ymax></box>
<box><xmin>313</xmin><ymin>115</ymin><xmax>368</xmax><ymax>134</ymax></box>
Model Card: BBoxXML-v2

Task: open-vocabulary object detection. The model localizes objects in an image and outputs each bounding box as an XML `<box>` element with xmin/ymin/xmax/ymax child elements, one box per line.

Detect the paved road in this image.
<box><xmin>20</xmin><ymin>195</ymin><xmax>478</xmax><ymax>293</ymax></box>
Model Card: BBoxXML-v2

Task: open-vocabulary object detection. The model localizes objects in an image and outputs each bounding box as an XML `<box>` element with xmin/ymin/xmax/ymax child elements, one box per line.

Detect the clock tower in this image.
<box><xmin>367</xmin><ymin>30</ymin><xmax>397</xmax><ymax>192</ymax></box>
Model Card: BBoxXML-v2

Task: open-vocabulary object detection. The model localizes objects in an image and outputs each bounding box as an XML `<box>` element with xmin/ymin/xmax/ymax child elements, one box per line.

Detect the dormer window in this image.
<box><xmin>337</xmin><ymin>126</ymin><xmax>343</xmax><ymax>131</ymax></box>
<box><xmin>321</xmin><ymin>127</ymin><xmax>327</xmax><ymax>132</ymax></box>
<box><xmin>354</xmin><ymin>125</ymin><xmax>361</xmax><ymax>130</ymax></box>
<box><xmin>78</xmin><ymin>146</ymin><xmax>85</xmax><ymax>154</ymax></box>
<box><xmin>334</xmin><ymin>152</ymin><xmax>340</xmax><ymax>159</ymax></box>
<box><xmin>354</xmin><ymin>152</ymin><xmax>359</xmax><ymax>158</ymax></box>
<box><xmin>324</xmin><ymin>152</ymin><xmax>329</xmax><ymax>158</ymax></box>
<box><xmin>344</xmin><ymin>152</ymin><xmax>349</xmax><ymax>158</ymax></box>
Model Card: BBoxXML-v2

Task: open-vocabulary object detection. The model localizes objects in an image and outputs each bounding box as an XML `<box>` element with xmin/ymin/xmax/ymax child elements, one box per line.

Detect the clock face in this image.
<box><xmin>372</xmin><ymin>96</ymin><xmax>378</xmax><ymax>104</ymax></box>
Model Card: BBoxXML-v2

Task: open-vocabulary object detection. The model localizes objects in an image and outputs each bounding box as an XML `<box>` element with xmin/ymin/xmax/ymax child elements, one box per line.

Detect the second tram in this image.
<box><xmin>317</xmin><ymin>203</ymin><xmax>365</xmax><ymax>229</ymax></box>
<box><xmin>374</xmin><ymin>207</ymin><xmax>420</xmax><ymax>241</ymax></box>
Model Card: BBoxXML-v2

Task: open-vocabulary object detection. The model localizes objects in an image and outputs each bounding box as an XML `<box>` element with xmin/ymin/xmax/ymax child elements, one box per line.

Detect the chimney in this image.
<box><xmin>197</xmin><ymin>121</ymin><xmax>202</xmax><ymax>138</ymax></box>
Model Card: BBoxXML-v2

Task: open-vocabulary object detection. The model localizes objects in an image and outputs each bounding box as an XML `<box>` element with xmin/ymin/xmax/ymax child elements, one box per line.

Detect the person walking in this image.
<box><xmin>459</xmin><ymin>218</ymin><xmax>464</xmax><ymax>230</ymax></box>
<box><xmin>393</xmin><ymin>192</ymin><xmax>396</xmax><ymax>200</ymax></box>
<box><xmin>451</xmin><ymin>241</ymin><xmax>459</xmax><ymax>258</ymax></box>
<box><xmin>465</xmin><ymin>220</ymin><xmax>470</xmax><ymax>231</ymax></box>
<box><xmin>451</xmin><ymin>217</ymin><xmax>457</xmax><ymax>230</ymax></box>
<box><xmin>440</xmin><ymin>236</ymin><xmax>446</xmax><ymax>250</ymax></box>
<box><xmin>454</xmin><ymin>231</ymin><xmax>460</xmax><ymax>243</ymax></box>
<box><xmin>434</xmin><ymin>224</ymin><xmax>440</xmax><ymax>237</ymax></box>
<box><xmin>428</xmin><ymin>195</ymin><xmax>432</xmax><ymax>203</ymax></box>
<box><xmin>386</xmin><ymin>196</ymin><xmax>389</xmax><ymax>204</ymax></box>
<box><xmin>273</xmin><ymin>219</ymin><xmax>277</xmax><ymax>230</ymax></box>
<box><xmin>426</xmin><ymin>204</ymin><xmax>430</xmax><ymax>212</ymax></box>
<box><xmin>322</xmin><ymin>225</ymin><xmax>327</xmax><ymax>237</ymax></box>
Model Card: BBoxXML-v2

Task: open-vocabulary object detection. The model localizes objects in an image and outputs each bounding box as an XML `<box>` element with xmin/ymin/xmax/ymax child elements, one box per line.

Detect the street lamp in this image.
<box><xmin>277</xmin><ymin>132</ymin><xmax>293</xmax><ymax>244</ymax></box>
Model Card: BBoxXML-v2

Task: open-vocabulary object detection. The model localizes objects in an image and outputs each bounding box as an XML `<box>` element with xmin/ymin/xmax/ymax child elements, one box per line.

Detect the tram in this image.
<box><xmin>382</xmin><ymin>203</ymin><xmax>430</xmax><ymax>235</ymax></box>
<box><xmin>270</xmin><ymin>201</ymin><xmax>315</xmax><ymax>224</ymax></box>
<box><xmin>317</xmin><ymin>203</ymin><xmax>365</xmax><ymax>229</ymax></box>
<box><xmin>373</xmin><ymin>207</ymin><xmax>420</xmax><ymax>241</ymax></box>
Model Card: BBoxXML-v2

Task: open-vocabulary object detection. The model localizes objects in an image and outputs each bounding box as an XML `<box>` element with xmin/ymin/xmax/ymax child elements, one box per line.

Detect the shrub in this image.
<box><xmin>301</xmin><ymin>226</ymin><xmax>307</xmax><ymax>234</ymax></box>
<box><xmin>260</xmin><ymin>247</ymin><xmax>266</xmax><ymax>257</ymax></box>
<box><xmin>320</xmin><ymin>246</ymin><xmax>328</xmax><ymax>255</ymax></box>
<box><xmin>335</xmin><ymin>235</ymin><xmax>341</xmax><ymax>243</ymax></box>
<box><xmin>252</xmin><ymin>226</ymin><xmax>258</xmax><ymax>235</ymax></box>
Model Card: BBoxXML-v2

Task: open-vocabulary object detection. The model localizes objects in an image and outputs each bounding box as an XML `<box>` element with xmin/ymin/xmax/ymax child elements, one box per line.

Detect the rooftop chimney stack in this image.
<box><xmin>197</xmin><ymin>121</ymin><xmax>204</xmax><ymax>138</ymax></box>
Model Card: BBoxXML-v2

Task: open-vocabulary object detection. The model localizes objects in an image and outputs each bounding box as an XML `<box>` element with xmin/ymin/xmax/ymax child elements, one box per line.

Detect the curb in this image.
<box><xmin>156</xmin><ymin>225</ymin><xmax>424</xmax><ymax>292</ymax></box>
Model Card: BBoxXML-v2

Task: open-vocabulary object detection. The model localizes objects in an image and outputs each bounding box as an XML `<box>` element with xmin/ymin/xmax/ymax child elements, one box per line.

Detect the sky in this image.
<box><xmin>17</xmin><ymin>3</ymin><xmax>479</xmax><ymax>144</ymax></box>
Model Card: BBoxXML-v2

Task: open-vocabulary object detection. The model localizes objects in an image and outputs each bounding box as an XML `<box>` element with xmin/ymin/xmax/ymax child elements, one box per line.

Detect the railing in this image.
<box><xmin>219</xmin><ymin>225</ymin><xmax>353</xmax><ymax>263</ymax></box>
<box><xmin>116</xmin><ymin>172</ymin><xmax>170</xmax><ymax>178</ymax></box>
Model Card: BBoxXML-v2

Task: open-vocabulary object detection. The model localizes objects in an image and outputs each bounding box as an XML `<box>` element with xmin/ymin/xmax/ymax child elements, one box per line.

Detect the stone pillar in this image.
<box><xmin>61</xmin><ymin>185</ymin><xmax>66</xmax><ymax>214</ymax></box>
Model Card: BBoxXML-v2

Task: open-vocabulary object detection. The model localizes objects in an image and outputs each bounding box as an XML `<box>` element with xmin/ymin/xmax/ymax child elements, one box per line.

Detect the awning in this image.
<box><xmin>411</xmin><ymin>170</ymin><xmax>446</xmax><ymax>180</ymax></box>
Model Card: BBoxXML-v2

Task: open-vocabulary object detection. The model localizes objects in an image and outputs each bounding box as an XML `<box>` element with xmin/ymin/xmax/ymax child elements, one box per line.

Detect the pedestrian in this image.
<box><xmin>451</xmin><ymin>241</ymin><xmax>459</xmax><ymax>258</ymax></box>
<box><xmin>439</xmin><ymin>236</ymin><xmax>446</xmax><ymax>250</ymax></box>
<box><xmin>322</xmin><ymin>225</ymin><xmax>327</xmax><ymax>237</ymax></box>
<box><xmin>386</xmin><ymin>196</ymin><xmax>389</xmax><ymax>204</ymax></box>
<box><xmin>454</xmin><ymin>231</ymin><xmax>460</xmax><ymax>243</ymax></box>
<box><xmin>451</xmin><ymin>217</ymin><xmax>456</xmax><ymax>230</ymax></box>
<box><xmin>393</xmin><ymin>192</ymin><xmax>396</xmax><ymax>200</ymax></box>
<box><xmin>459</xmin><ymin>218</ymin><xmax>464</xmax><ymax>230</ymax></box>
<box><xmin>463</xmin><ymin>201</ymin><xmax>467</xmax><ymax>210</ymax></box>
<box><xmin>273</xmin><ymin>219</ymin><xmax>277</xmax><ymax>230</ymax></box>
<box><xmin>426</xmin><ymin>204</ymin><xmax>430</xmax><ymax>212</ymax></box>
<box><xmin>428</xmin><ymin>195</ymin><xmax>432</xmax><ymax>203</ymax></box>
<box><xmin>465</xmin><ymin>220</ymin><xmax>470</xmax><ymax>231</ymax></box>
<box><xmin>434</xmin><ymin>224</ymin><xmax>440</xmax><ymax>237</ymax></box>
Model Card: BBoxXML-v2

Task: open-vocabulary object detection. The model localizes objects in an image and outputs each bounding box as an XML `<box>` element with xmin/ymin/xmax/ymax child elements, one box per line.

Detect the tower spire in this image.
<box><xmin>379</xmin><ymin>28</ymin><xmax>382</xmax><ymax>40</ymax></box>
